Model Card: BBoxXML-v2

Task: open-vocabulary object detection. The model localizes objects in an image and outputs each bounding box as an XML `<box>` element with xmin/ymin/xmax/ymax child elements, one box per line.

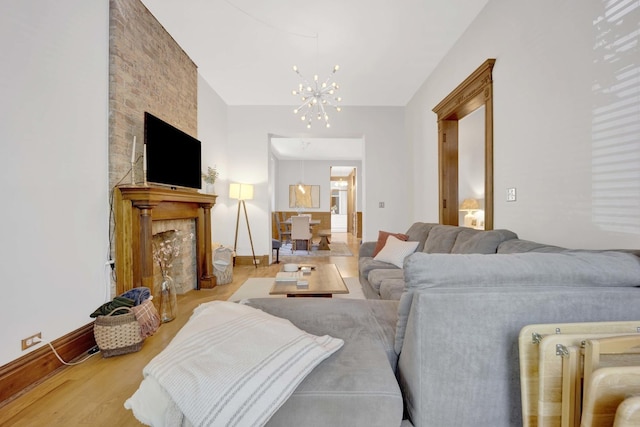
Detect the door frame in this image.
<box><xmin>432</xmin><ymin>59</ymin><xmax>495</xmax><ymax>230</ymax></box>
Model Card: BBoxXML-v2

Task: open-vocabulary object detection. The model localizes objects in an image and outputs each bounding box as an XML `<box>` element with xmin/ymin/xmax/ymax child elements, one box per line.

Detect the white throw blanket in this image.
<box><xmin>125</xmin><ymin>301</ymin><xmax>343</xmax><ymax>427</ymax></box>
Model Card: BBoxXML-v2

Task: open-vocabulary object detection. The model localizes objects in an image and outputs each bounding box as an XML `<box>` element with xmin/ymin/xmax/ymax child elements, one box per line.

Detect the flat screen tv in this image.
<box><xmin>144</xmin><ymin>112</ymin><xmax>201</xmax><ymax>190</ymax></box>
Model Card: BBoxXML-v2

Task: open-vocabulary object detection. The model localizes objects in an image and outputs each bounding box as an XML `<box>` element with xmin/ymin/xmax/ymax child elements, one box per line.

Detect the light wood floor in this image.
<box><xmin>0</xmin><ymin>233</ymin><xmax>361</xmax><ymax>426</ymax></box>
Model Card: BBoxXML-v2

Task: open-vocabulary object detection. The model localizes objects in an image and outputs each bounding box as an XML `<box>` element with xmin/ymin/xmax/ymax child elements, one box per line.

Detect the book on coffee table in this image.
<box><xmin>275</xmin><ymin>271</ymin><xmax>302</xmax><ymax>282</ymax></box>
<box><xmin>270</xmin><ymin>264</ymin><xmax>348</xmax><ymax>298</ymax></box>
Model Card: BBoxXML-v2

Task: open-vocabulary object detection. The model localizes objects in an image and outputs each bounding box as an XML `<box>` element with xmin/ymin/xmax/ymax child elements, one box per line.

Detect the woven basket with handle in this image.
<box><xmin>93</xmin><ymin>307</ymin><xmax>144</xmax><ymax>358</ymax></box>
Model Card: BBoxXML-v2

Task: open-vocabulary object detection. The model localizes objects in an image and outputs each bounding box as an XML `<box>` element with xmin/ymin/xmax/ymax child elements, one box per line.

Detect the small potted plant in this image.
<box><xmin>202</xmin><ymin>166</ymin><xmax>219</xmax><ymax>193</ymax></box>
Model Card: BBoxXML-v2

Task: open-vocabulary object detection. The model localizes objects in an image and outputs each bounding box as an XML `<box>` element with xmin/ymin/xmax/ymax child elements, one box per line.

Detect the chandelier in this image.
<box><xmin>292</xmin><ymin>65</ymin><xmax>342</xmax><ymax>129</ymax></box>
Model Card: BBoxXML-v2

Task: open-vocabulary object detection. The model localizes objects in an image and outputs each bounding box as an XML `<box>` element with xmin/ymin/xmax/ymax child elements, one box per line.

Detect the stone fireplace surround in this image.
<box><xmin>152</xmin><ymin>223</ymin><xmax>196</xmax><ymax>295</ymax></box>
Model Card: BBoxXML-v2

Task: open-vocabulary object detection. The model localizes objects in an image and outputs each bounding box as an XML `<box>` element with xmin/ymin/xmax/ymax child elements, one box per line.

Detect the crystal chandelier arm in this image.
<box><xmin>323</xmin><ymin>99</ymin><xmax>339</xmax><ymax>109</ymax></box>
<box><xmin>293</xmin><ymin>67</ymin><xmax>313</xmax><ymax>92</ymax></box>
<box><xmin>321</xmin><ymin>75</ymin><xmax>335</xmax><ymax>89</ymax></box>
<box><xmin>318</xmin><ymin>102</ymin><xmax>332</xmax><ymax>128</ymax></box>
<box><xmin>321</xmin><ymin>65</ymin><xmax>339</xmax><ymax>89</ymax></box>
<box><xmin>295</xmin><ymin>96</ymin><xmax>316</xmax><ymax>113</ymax></box>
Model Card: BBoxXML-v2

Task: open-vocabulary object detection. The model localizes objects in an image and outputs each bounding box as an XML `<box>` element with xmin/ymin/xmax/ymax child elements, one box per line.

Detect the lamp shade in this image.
<box><xmin>459</xmin><ymin>198</ymin><xmax>480</xmax><ymax>211</ymax></box>
<box><xmin>229</xmin><ymin>183</ymin><xmax>254</xmax><ymax>200</ymax></box>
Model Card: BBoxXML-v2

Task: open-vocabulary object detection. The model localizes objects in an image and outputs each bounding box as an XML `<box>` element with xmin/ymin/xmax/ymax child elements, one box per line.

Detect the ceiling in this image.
<box><xmin>271</xmin><ymin>137</ymin><xmax>363</xmax><ymax>160</ymax></box>
<box><xmin>271</xmin><ymin>137</ymin><xmax>362</xmax><ymax>177</ymax></box>
<box><xmin>140</xmin><ymin>0</ymin><xmax>488</xmax><ymax>107</ymax></box>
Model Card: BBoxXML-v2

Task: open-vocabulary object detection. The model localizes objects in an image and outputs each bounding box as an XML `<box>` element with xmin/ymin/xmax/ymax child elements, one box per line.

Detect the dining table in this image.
<box><xmin>283</xmin><ymin>217</ymin><xmax>321</xmax><ymax>226</ymax></box>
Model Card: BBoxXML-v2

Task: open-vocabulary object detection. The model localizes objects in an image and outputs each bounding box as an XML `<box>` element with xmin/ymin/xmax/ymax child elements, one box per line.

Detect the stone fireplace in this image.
<box><xmin>151</xmin><ymin>221</ymin><xmax>197</xmax><ymax>295</ymax></box>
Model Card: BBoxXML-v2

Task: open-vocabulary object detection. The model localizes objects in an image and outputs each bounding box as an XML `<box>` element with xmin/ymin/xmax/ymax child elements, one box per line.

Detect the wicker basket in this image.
<box><xmin>214</xmin><ymin>246</ymin><xmax>234</xmax><ymax>285</ymax></box>
<box><xmin>93</xmin><ymin>307</ymin><xmax>144</xmax><ymax>358</ymax></box>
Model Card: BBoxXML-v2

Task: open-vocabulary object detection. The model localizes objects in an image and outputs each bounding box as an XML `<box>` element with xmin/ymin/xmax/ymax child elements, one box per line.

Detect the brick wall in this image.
<box><xmin>109</xmin><ymin>0</ymin><xmax>197</xmax><ymax>188</ymax></box>
<box><xmin>109</xmin><ymin>0</ymin><xmax>198</xmax><ymax>295</ymax></box>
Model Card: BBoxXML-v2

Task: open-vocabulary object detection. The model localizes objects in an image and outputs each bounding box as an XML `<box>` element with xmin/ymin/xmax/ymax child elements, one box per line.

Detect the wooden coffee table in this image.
<box><xmin>269</xmin><ymin>264</ymin><xmax>349</xmax><ymax>298</ymax></box>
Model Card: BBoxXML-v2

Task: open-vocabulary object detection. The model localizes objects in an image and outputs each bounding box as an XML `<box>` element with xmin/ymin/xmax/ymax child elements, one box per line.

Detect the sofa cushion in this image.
<box><xmin>394</xmin><ymin>251</ymin><xmax>640</xmax><ymax>353</ymax></box>
<box><xmin>380</xmin><ymin>279</ymin><xmax>405</xmax><ymax>301</ymax></box>
<box><xmin>372</xmin><ymin>230</ymin><xmax>409</xmax><ymax>256</ymax></box>
<box><xmin>368</xmin><ymin>269</ymin><xmax>404</xmax><ymax>292</ymax></box>
<box><xmin>497</xmin><ymin>238</ymin><xmax>565</xmax><ymax>253</ymax></box>
<box><xmin>451</xmin><ymin>229</ymin><xmax>518</xmax><ymax>254</ymax></box>
<box><xmin>404</xmin><ymin>222</ymin><xmax>437</xmax><ymax>252</ymax></box>
<box><xmin>374</xmin><ymin>236</ymin><xmax>419</xmax><ymax>268</ymax></box>
<box><xmin>423</xmin><ymin>225</ymin><xmax>465</xmax><ymax>253</ymax></box>
<box><xmin>245</xmin><ymin>298</ymin><xmax>403</xmax><ymax>427</ymax></box>
<box><xmin>359</xmin><ymin>257</ymin><xmax>399</xmax><ymax>280</ymax></box>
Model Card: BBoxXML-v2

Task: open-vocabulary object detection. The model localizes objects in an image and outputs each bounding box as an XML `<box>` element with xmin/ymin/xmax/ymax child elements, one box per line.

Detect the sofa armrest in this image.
<box><xmin>398</xmin><ymin>286</ymin><xmax>640</xmax><ymax>427</ymax></box>
<box><xmin>359</xmin><ymin>241</ymin><xmax>377</xmax><ymax>258</ymax></box>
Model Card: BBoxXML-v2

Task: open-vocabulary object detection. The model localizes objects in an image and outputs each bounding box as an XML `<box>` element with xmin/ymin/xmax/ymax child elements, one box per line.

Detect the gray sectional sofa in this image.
<box><xmin>359</xmin><ymin>223</ymin><xmax>519</xmax><ymax>299</ymax></box>
<box><xmin>246</xmin><ymin>223</ymin><xmax>640</xmax><ymax>426</ymax></box>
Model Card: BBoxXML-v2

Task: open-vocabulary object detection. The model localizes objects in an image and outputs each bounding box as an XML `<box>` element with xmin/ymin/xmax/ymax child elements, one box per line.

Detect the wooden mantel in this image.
<box><xmin>114</xmin><ymin>185</ymin><xmax>217</xmax><ymax>296</ymax></box>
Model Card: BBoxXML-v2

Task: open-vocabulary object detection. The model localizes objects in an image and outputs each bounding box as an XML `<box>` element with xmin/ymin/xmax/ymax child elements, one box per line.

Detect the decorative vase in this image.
<box><xmin>206</xmin><ymin>182</ymin><xmax>215</xmax><ymax>194</ymax></box>
<box><xmin>159</xmin><ymin>272</ymin><xmax>177</xmax><ymax>323</ymax></box>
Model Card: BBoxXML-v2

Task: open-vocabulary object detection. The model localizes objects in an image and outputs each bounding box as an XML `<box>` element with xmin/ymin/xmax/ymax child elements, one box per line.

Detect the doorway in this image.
<box><xmin>330</xmin><ymin>166</ymin><xmax>356</xmax><ymax>234</ymax></box>
<box><xmin>269</xmin><ymin>137</ymin><xmax>364</xmax><ymax>242</ymax></box>
<box><xmin>432</xmin><ymin>59</ymin><xmax>495</xmax><ymax>230</ymax></box>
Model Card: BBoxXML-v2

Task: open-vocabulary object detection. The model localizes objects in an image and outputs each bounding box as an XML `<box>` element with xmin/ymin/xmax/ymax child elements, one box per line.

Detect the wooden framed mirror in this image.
<box><xmin>433</xmin><ymin>59</ymin><xmax>495</xmax><ymax>230</ymax></box>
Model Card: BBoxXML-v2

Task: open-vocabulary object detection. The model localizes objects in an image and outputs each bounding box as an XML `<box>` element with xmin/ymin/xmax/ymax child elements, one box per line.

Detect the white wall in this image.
<box><xmin>0</xmin><ymin>2</ymin><xmax>110</xmax><ymax>365</ymax></box>
<box><xmin>407</xmin><ymin>0</ymin><xmax>640</xmax><ymax>249</ymax></box>
<box><xmin>275</xmin><ymin>159</ymin><xmax>362</xmax><ymax>212</ymax></box>
<box><xmin>225</xmin><ymin>106</ymin><xmax>407</xmax><ymax>258</ymax></box>
<box><xmin>198</xmin><ymin>75</ymin><xmax>231</xmax><ymax>247</ymax></box>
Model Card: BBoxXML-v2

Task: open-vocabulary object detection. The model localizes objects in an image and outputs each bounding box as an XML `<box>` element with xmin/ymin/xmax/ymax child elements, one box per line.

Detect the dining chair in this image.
<box><xmin>273</xmin><ymin>212</ymin><xmax>291</xmax><ymax>244</ymax></box>
<box><xmin>291</xmin><ymin>215</ymin><xmax>312</xmax><ymax>253</ymax></box>
<box><xmin>296</xmin><ymin>213</ymin><xmax>315</xmax><ymax>233</ymax></box>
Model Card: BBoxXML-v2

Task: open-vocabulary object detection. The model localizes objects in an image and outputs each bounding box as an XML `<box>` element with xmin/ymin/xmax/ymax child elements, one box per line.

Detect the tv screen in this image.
<box><xmin>144</xmin><ymin>112</ymin><xmax>201</xmax><ymax>190</ymax></box>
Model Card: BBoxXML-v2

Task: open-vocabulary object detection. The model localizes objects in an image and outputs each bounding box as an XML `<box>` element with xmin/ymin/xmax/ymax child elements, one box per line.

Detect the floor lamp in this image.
<box><xmin>230</xmin><ymin>183</ymin><xmax>257</xmax><ymax>268</ymax></box>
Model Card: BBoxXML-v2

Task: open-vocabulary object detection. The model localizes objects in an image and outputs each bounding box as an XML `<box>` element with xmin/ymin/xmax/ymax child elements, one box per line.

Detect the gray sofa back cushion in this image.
<box><xmin>497</xmin><ymin>238</ymin><xmax>565</xmax><ymax>253</ymax></box>
<box><xmin>422</xmin><ymin>225</ymin><xmax>464</xmax><ymax>253</ymax></box>
<box><xmin>404</xmin><ymin>222</ymin><xmax>437</xmax><ymax>253</ymax></box>
<box><xmin>451</xmin><ymin>229</ymin><xmax>518</xmax><ymax>254</ymax></box>
<box><xmin>394</xmin><ymin>251</ymin><xmax>640</xmax><ymax>353</ymax></box>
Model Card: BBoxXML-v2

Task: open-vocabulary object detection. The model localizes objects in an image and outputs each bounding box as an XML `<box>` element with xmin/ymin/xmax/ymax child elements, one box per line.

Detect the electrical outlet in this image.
<box><xmin>21</xmin><ymin>332</ymin><xmax>42</xmax><ymax>350</ymax></box>
<box><xmin>379</xmin><ymin>202</ymin><xmax>385</xmax><ymax>208</ymax></box>
<box><xmin>507</xmin><ymin>188</ymin><xmax>517</xmax><ymax>202</ymax></box>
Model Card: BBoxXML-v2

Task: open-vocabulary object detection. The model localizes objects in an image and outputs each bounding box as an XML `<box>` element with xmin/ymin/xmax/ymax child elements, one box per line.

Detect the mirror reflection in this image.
<box><xmin>458</xmin><ymin>105</ymin><xmax>485</xmax><ymax>229</ymax></box>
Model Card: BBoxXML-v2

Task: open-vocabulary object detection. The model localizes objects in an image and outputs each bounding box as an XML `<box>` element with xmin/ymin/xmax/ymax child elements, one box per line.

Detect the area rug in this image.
<box><xmin>279</xmin><ymin>241</ymin><xmax>353</xmax><ymax>257</ymax></box>
<box><xmin>228</xmin><ymin>276</ymin><xmax>365</xmax><ymax>301</ymax></box>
